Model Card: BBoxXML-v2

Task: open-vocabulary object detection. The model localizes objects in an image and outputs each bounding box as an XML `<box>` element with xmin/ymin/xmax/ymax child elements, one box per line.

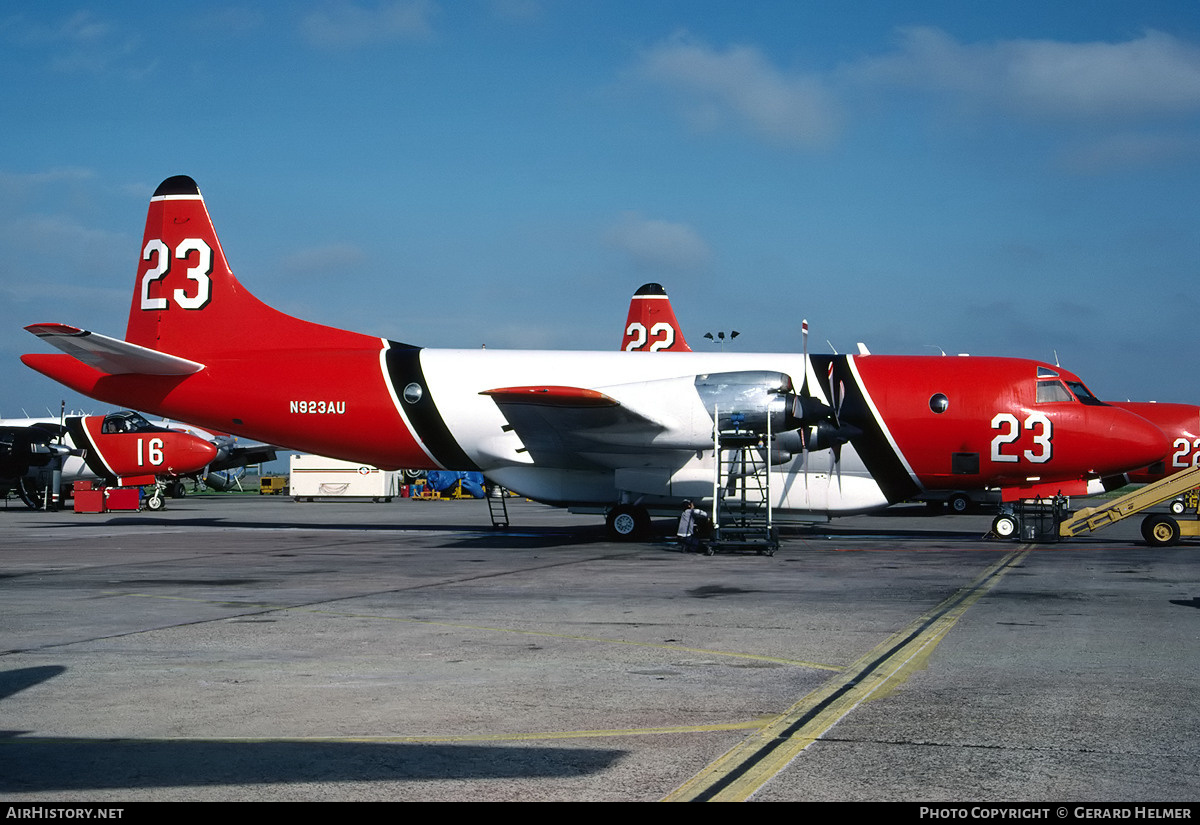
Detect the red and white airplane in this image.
<box><xmin>20</xmin><ymin>176</ymin><xmax>1169</xmax><ymax>537</ymax></box>
<box><xmin>1109</xmin><ymin>402</ymin><xmax>1200</xmax><ymax>485</ymax></box>
<box><xmin>1</xmin><ymin>410</ymin><xmax>218</xmax><ymax>509</ymax></box>
<box><xmin>621</xmin><ymin>282</ymin><xmax>1200</xmax><ymax>507</ymax></box>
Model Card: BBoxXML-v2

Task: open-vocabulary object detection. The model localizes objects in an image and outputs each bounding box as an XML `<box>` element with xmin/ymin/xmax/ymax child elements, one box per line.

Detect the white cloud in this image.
<box><xmin>605</xmin><ymin>212</ymin><xmax>712</xmax><ymax>273</ymax></box>
<box><xmin>0</xmin><ymin>11</ymin><xmax>112</xmax><ymax>46</ymax></box>
<box><xmin>632</xmin><ymin>27</ymin><xmax>1200</xmax><ymax>162</ymax></box>
<box><xmin>299</xmin><ymin>0</ymin><xmax>435</xmax><ymax>49</ymax></box>
<box><xmin>852</xmin><ymin>27</ymin><xmax>1200</xmax><ymax>120</ymax></box>
<box><xmin>636</xmin><ymin>33</ymin><xmax>839</xmax><ymax>148</ymax></box>
<box><xmin>1062</xmin><ymin>131</ymin><xmax>1200</xmax><ymax>173</ymax></box>
<box><xmin>0</xmin><ymin>168</ymin><xmax>95</xmax><ymax>194</ymax></box>
<box><xmin>0</xmin><ymin>10</ymin><xmax>155</xmax><ymax>78</ymax></box>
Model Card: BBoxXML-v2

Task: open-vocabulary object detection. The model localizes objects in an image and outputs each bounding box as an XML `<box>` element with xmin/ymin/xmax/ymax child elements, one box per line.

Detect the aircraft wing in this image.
<box><xmin>208</xmin><ymin>443</ymin><xmax>279</xmax><ymax>473</ymax></box>
<box><xmin>481</xmin><ymin>385</ymin><xmax>691</xmax><ymax>471</ymax></box>
<box><xmin>24</xmin><ymin>324</ymin><xmax>204</xmax><ymax>376</ymax></box>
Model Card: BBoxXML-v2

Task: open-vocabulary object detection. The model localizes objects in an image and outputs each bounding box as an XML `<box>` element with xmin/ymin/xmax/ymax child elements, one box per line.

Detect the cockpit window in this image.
<box><xmin>1036</xmin><ymin>380</ymin><xmax>1074</xmax><ymax>403</ymax></box>
<box><xmin>1065</xmin><ymin>380</ymin><xmax>1106</xmax><ymax>406</ymax></box>
<box><xmin>101</xmin><ymin>411</ymin><xmax>157</xmax><ymax>434</ymax></box>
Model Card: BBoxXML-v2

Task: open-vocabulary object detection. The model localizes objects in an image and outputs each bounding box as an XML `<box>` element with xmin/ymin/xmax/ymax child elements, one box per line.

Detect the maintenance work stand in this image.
<box><xmin>707</xmin><ymin>410</ymin><xmax>779</xmax><ymax>556</ymax></box>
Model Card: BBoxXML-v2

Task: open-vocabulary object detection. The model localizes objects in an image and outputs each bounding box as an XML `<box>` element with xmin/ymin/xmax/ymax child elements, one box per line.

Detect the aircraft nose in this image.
<box><xmin>1104</xmin><ymin>408</ymin><xmax>1170</xmax><ymax>475</ymax></box>
<box><xmin>198</xmin><ymin>440</ymin><xmax>219</xmax><ymax>464</ymax></box>
<box><xmin>182</xmin><ymin>438</ymin><xmax>219</xmax><ymax>470</ymax></box>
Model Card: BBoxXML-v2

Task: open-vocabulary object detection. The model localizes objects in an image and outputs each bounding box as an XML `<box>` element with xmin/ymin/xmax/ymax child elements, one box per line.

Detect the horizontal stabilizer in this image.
<box><xmin>25</xmin><ymin>324</ymin><xmax>205</xmax><ymax>376</ymax></box>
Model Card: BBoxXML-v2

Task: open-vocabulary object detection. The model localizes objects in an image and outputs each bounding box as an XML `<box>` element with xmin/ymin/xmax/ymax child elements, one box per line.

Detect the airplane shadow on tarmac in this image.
<box><xmin>25</xmin><ymin>515</ymin><xmax>618</xmax><ymax>546</ymax></box>
<box><xmin>0</xmin><ymin>667</ymin><xmax>622</xmax><ymax>793</ymax></box>
<box><xmin>21</xmin><ymin>512</ymin><xmax>1004</xmax><ymax>548</ymax></box>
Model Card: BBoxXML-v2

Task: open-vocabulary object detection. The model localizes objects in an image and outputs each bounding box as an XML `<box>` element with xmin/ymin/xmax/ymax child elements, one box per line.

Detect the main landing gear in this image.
<box><xmin>606</xmin><ymin>504</ymin><xmax>650</xmax><ymax>540</ymax></box>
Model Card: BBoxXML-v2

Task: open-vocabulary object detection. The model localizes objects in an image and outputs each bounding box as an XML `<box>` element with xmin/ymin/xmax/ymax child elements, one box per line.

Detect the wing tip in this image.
<box><xmin>25</xmin><ymin>323</ymin><xmax>85</xmax><ymax>338</ymax></box>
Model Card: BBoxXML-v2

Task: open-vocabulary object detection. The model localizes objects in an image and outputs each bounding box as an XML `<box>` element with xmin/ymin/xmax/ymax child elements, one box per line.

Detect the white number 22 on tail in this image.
<box><xmin>625</xmin><ymin>322</ymin><xmax>675</xmax><ymax>351</ymax></box>
<box><xmin>140</xmin><ymin>238</ymin><xmax>213</xmax><ymax>311</ymax></box>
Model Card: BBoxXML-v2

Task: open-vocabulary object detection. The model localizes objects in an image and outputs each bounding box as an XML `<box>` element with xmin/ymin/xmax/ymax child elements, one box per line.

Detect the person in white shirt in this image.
<box><xmin>676</xmin><ymin>500</ymin><xmax>708</xmax><ymax>553</ymax></box>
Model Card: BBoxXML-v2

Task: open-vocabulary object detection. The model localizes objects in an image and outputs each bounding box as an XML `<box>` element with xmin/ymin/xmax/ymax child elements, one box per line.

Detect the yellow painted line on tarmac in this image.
<box><xmin>108</xmin><ymin>592</ymin><xmax>841</xmax><ymax>671</ymax></box>
<box><xmin>308</xmin><ymin>610</ymin><xmax>843</xmax><ymax>670</ymax></box>
<box><xmin>663</xmin><ymin>549</ymin><xmax>1030</xmax><ymax>802</ymax></box>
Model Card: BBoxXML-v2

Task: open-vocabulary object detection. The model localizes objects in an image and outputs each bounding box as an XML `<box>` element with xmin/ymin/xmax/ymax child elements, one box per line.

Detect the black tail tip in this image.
<box><xmin>153</xmin><ymin>175</ymin><xmax>200</xmax><ymax>198</ymax></box>
<box><xmin>634</xmin><ymin>283</ymin><xmax>667</xmax><ymax>296</ymax></box>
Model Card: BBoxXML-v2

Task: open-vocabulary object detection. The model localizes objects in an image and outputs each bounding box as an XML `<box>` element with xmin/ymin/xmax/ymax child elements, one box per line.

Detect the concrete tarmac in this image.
<box><xmin>1</xmin><ymin>493</ymin><xmax>1197</xmax><ymax>802</ymax></box>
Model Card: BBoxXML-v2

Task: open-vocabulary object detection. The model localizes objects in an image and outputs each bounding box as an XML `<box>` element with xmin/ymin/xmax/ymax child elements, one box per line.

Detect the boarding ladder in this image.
<box><xmin>708</xmin><ymin>410</ymin><xmax>779</xmax><ymax>555</ymax></box>
<box><xmin>484</xmin><ymin>481</ymin><xmax>510</xmax><ymax>530</ymax></box>
<box><xmin>1057</xmin><ymin>464</ymin><xmax>1200</xmax><ymax>544</ymax></box>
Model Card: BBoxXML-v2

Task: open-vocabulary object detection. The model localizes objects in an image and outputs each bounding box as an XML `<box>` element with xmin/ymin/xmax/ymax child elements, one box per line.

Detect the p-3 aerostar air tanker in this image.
<box><xmin>21</xmin><ymin>176</ymin><xmax>1168</xmax><ymax>537</ymax></box>
<box><xmin>622</xmin><ymin>282</ymin><xmax>1200</xmax><ymax>499</ymax></box>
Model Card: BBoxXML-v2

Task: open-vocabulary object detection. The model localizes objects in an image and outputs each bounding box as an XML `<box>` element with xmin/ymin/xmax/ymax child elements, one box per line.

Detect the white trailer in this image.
<box><xmin>288</xmin><ymin>454</ymin><xmax>401</xmax><ymax>501</ymax></box>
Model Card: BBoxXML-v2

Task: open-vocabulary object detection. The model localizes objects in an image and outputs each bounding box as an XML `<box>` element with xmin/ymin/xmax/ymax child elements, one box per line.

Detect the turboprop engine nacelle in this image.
<box><xmin>694</xmin><ymin>371</ymin><xmax>835</xmax><ymax>436</ymax></box>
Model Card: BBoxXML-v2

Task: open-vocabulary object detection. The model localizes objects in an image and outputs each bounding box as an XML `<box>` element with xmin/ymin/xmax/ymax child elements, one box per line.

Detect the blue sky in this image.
<box><xmin>3</xmin><ymin>1</ymin><xmax>1199</xmax><ymax>416</ymax></box>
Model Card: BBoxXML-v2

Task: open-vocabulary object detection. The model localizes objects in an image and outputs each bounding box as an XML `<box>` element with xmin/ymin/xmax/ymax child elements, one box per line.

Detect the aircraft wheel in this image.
<box><xmin>1143</xmin><ymin>515</ymin><xmax>1181</xmax><ymax>547</ymax></box>
<box><xmin>606</xmin><ymin>504</ymin><xmax>648</xmax><ymax>540</ymax></box>
<box><xmin>948</xmin><ymin>493</ymin><xmax>972</xmax><ymax>514</ymax></box>
<box><xmin>146</xmin><ymin>493</ymin><xmax>166</xmax><ymax>511</ymax></box>
<box><xmin>1170</xmin><ymin>499</ymin><xmax>1186</xmax><ymax>515</ymax></box>
<box><xmin>991</xmin><ymin>514</ymin><xmax>1019</xmax><ymax>539</ymax></box>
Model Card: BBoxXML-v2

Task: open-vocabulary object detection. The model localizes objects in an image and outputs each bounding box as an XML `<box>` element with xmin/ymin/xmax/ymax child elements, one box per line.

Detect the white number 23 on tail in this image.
<box><xmin>140</xmin><ymin>238</ymin><xmax>213</xmax><ymax>311</ymax></box>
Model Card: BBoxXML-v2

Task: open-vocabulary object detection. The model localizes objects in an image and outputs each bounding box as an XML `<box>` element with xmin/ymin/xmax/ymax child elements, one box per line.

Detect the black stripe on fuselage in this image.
<box><xmin>810</xmin><ymin>355</ymin><xmax>920</xmax><ymax>504</ymax></box>
<box><xmin>64</xmin><ymin>417</ymin><xmax>115</xmax><ymax>482</ymax></box>
<box><xmin>383</xmin><ymin>342</ymin><xmax>479</xmax><ymax>471</ymax></box>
